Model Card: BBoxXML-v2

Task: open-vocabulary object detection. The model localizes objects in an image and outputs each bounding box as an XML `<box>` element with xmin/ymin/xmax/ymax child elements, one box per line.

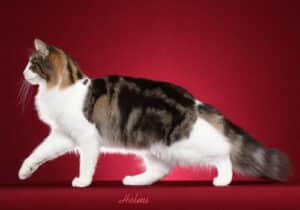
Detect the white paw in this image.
<box><xmin>213</xmin><ymin>176</ymin><xmax>232</xmax><ymax>187</ymax></box>
<box><xmin>122</xmin><ymin>175</ymin><xmax>153</xmax><ymax>186</ymax></box>
<box><xmin>18</xmin><ymin>161</ymin><xmax>37</xmax><ymax>180</ymax></box>
<box><xmin>71</xmin><ymin>177</ymin><xmax>92</xmax><ymax>188</ymax></box>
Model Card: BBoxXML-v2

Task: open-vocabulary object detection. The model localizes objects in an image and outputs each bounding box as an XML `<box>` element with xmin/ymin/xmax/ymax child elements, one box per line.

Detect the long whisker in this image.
<box><xmin>17</xmin><ymin>80</ymin><xmax>32</xmax><ymax>113</ymax></box>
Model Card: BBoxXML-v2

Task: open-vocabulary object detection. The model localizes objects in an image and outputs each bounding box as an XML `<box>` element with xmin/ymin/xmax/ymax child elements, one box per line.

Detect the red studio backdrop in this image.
<box><xmin>0</xmin><ymin>0</ymin><xmax>299</xmax><ymax>185</ymax></box>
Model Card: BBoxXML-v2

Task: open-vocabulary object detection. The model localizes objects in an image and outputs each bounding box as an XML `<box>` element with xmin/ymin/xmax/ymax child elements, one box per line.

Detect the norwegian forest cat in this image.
<box><xmin>18</xmin><ymin>39</ymin><xmax>291</xmax><ymax>187</ymax></box>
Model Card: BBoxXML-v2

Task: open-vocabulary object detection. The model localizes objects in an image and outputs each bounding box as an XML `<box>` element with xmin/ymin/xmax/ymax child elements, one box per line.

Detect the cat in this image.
<box><xmin>18</xmin><ymin>39</ymin><xmax>291</xmax><ymax>187</ymax></box>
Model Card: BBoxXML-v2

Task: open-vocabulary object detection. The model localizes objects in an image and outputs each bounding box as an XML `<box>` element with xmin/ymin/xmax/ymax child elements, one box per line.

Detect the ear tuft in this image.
<box><xmin>34</xmin><ymin>38</ymin><xmax>49</xmax><ymax>57</ymax></box>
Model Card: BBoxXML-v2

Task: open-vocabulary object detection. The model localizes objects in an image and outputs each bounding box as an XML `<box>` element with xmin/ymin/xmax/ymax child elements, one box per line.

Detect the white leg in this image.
<box><xmin>213</xmin><ymin>155</ymin><xmax>233</xmax><ymax>187</ymax></box>
<box><xmin>18</xmin><ymin>130</ymin><xmax>75</xmax><ymax>180</ymax></box>
<box><xmin>123</xmin><ymin>154</ymin><xmax>172</xmax><ymax>186</ymax></box>
<box><xmin>72</xmin><ymin>139</ymin><xmax>100</xmax><ymax>188</ymax></box>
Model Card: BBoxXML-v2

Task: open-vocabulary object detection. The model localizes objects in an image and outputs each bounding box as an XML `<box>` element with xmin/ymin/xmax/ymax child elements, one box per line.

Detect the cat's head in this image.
<box><xmin>23</xmin><ymin>39</ymin><xmax>83</xmax><ymax>88</ymax></box>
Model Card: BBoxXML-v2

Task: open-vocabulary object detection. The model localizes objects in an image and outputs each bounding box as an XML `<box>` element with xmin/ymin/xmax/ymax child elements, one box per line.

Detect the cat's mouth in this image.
<box><xmin>24</xmin><ymin>75</ymin><xmax>36</xmax><ymax>82</ymax></box>
<box><xmin>23</xmin><ymin>74</ymin><xmax>40</xmax><ymax>85</ymax></box>
<box><xmin>23</xmin><ymin>68</ymin><xmax>40</xmax><ymax>85</ymax></box>
<box><xmin>24</xmin><ymin>75</ymin><xmax>36</xmax><ymax>81</ymax></box>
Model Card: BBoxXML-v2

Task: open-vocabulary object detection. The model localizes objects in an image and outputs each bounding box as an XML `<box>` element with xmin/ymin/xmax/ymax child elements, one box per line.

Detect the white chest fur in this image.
<box><xmin>35</xmin><ymin>81</ymin><xmax>95</xmax><ymax>139</ymax></box>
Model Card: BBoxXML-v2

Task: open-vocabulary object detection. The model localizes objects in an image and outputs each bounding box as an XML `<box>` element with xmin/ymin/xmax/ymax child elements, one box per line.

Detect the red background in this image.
<box><xmin>0</xmin><ymin>0</ymin><xmax>299</xmax><ymax>185</ymax></box>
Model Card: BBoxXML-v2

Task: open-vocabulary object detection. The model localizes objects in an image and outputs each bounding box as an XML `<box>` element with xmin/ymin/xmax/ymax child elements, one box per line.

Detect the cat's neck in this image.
<box><xmin>37</xmin><ymin>77</ymin><xmax>89</xmax><ymax>95</ymax></box>
<box><xmin>35</xmin><ymin>77</ymin><xmax>90</xmax><ymax>107</ymax></box>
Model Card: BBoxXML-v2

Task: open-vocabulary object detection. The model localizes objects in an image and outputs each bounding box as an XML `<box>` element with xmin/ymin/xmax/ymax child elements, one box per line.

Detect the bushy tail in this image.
<box><xmin>197</xmin><ymin>103</ymin><xmax>291</xmax><ymax>181</ymax></box>
<box><xmin>229</xmin><ymin>122</ymin><xmax>291</xmax><ymax>181</ymax></box>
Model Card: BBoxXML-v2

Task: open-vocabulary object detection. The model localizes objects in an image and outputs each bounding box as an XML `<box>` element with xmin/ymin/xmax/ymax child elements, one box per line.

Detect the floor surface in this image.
<box><xmin>0</xmin><ymin>181</ymin><xmax>299</xmax><ymax>210</ymax></box>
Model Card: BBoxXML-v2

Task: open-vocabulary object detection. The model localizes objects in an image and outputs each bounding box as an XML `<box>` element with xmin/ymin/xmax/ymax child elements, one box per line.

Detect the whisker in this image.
<box><xmin>17</xmin><ymin>80</ymin><xmax>32</xmax><ymax>113</ymax></box>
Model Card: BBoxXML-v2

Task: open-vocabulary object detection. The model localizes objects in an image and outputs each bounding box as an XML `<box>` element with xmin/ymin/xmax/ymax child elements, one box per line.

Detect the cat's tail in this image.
<box><xmin>197</xmin><ymin>103</ymin><xmax>291</xmax><ymax>182</ymax></box>
<box><xmin>227</xmin><ymin>119</ymin><xmax>291</xmax><ymax>181</ymax></box>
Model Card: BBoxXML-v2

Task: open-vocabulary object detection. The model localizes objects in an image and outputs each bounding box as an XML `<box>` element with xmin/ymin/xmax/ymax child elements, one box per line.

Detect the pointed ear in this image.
<box><xmin>34</xmin><ymin>38</ymin><xmax>49</xmax><ymax>57</ymax></box>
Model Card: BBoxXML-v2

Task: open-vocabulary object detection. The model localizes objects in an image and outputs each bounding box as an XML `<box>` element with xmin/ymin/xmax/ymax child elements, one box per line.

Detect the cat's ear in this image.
<box><xmin>34</xmin><ymin>38</ymin><xmax>49</xmax><ymax>57</ymax></box>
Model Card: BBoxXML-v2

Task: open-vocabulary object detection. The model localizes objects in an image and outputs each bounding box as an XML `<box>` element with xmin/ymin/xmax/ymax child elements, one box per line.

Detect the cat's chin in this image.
<box><xmin>24</xmin><ymin>78</ymin><xmax>41</xmax><ymax>85</ymax></box>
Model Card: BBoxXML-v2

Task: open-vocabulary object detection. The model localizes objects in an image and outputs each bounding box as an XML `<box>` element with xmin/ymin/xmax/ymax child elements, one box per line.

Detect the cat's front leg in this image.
<box><xmin>72</xmin><ymin>140</ymin><xmax>100</xmax><ymax>188</ymax></box>
<box><xmin>18</xmin><ymin>130</ymin><xmax>75</xmax><ymax>180</ymax></box>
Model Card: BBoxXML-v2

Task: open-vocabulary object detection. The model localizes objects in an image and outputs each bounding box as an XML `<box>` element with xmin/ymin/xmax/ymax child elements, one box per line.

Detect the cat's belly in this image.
<box><xmin>99</xmin><ymin>146</ymin><xmax>146</xmax><ymax>156</ymax></box>
<box><xmin>148</xmin><ymin>117</ymin><xmax>231</xmax><ymax>165</ymax></box>
<box><xmin>98</xmin><ymin>117</ymin><xmax>231</xmax><ymax>167</ymax></box>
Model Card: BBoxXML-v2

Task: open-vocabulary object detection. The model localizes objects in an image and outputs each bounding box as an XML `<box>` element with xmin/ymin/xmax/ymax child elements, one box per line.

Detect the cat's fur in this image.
<box><xmin>18</xmin><ymin>39</ymin><xmax>291</xmax><ymax>187</ymax></box>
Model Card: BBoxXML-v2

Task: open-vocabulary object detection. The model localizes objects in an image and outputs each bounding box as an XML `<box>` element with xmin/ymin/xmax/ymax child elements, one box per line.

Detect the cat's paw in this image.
<box><xmin>71</xmin><ymin>177</ymin><xmax>92</xmax><ymax>188</ymax></box>
<box><xmin>213</xmin><ymin>176</ymin><xmax>231</xmax><ymax>187</ymax></box>
<box><xmin>18</xmin><ymin>161</ymin><xmax>37</xmax><ymax>180</ymax></box>
<box><xmin>122</xmin><ymin>175</ymin><xmax>153</xmax><ymax>186</ymax></box>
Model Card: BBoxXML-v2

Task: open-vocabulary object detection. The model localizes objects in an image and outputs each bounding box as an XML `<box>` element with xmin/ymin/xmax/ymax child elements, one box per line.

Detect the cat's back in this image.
<box><xmin>83</xmin><ymin>75</ymin><xmax>198</xmax><ymax>148</ymax></box>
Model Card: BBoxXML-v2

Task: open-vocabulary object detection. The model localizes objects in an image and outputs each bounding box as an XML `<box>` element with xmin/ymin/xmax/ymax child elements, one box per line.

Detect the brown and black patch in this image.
<box><xmin>83</xmin><ymin>78</ymin><xmax>107</xmax><ymax>122</ymax></box>
<box><xmin>62</xmin><ymin>54</ymin><xmax>83</xmax><ymax>88</ymax></box>
<box><xmin>29</xmin><ymin>41</ymin><xmax>85</xmax><ymax>89</ymax></box>
<box><xmin>83</xmin><ymin>75</ymin><xmax>197</xmax><ymax>148</ymax></box>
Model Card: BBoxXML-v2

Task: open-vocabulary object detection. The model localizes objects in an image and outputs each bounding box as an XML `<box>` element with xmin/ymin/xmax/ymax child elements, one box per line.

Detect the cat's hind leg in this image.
<box><xmin>213</xmin><ymin>155</ymin><xmax>233</xmax><ymax>187</ymax></box>
<box><xmin>18</xmin><ymin>130</ymin><xmax>75</xmax><ymax>180</ymax></box>
<box><xmin>123</xmin><ymin>154</ymin><xmax>172</xmax><ymax>186</ymax></box>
